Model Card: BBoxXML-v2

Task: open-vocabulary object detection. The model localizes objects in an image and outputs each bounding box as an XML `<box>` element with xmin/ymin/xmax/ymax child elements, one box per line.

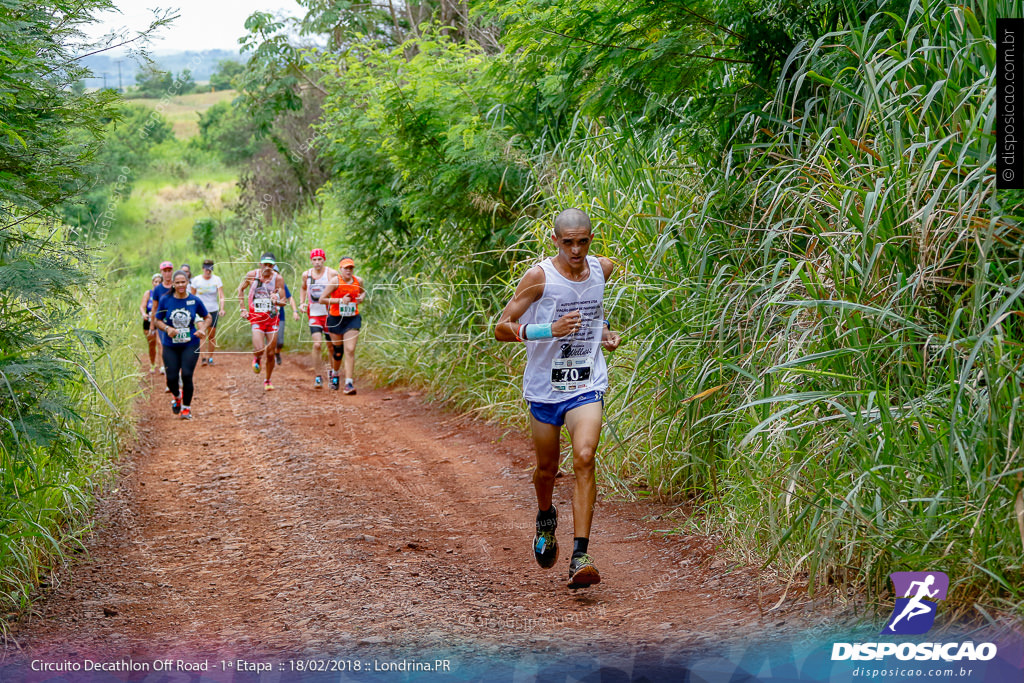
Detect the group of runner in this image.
<box><xmin>139</xmin><ymin>250</ymin><xmax>364</xmax><ymax>416</ymax></box>
<box><xmin>139</xmin><ymin>210</ymin><xmax>617</xmax><ymax>590</ymax></box>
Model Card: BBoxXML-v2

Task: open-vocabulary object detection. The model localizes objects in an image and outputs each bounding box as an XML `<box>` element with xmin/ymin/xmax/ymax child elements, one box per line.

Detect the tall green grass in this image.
<box><xmin>354</xmin><ymin>0</ymin><xmax>1023</xmax><ymax>620</ymax></box>
<box><xmin>1</xmin><ymin>222</ymin><xmax>140</xmax><ymax>621</ymax></box>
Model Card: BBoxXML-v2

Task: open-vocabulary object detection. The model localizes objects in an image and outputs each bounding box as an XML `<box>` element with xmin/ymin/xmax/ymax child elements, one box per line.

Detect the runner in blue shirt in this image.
<box><xmin>153</xmin><ymin>270</ymin><xmax>210</xmax><ymax>420</ymax></box>
<box><xmin>139</xmin><ymin>273</ymin><xmax>161</xmax><ymax>374</ymax></box>
<box><xmin>149</xmin><ymin>260</ymin><xmax>175</xmax><ymax>377</ymax></box>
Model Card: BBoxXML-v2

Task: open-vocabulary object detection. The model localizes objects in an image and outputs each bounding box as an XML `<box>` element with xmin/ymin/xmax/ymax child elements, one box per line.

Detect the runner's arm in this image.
<box><xmin>322</xmin><ymin>273</ymin><xmax>340</xmax><ymax>304</ymax></box>
<box><xmin>299</xmin><ymin>271</ymin><xmax>309</xmax><ymax>311</ymax></box>
<box><xmin>495</xmin><ymin>267</ymin><xmax>545</xmax><ymax>341</ymax></box>
<box><xmin>151</xmin><ymin>300</ymin><xmax>171</xmax><ymax>335</ymax></box>
<box><xmin>217</xmin><ymin>285</ymin><xmax>225</xmax><ymax>312</ymax></box>
<box><xmin>237</xmin><ymin>273</ymin><xmax>251</xmax><ymax>312</ymax></box>
<box><xmin>139</xmin><ymin>291</ymin><xmax>151</xmax><ymax>318</ymax></box>
<box><xmin>597</xmin><ymin>257</ymin><xmax>621</xmax><ymax>351</ymax></box>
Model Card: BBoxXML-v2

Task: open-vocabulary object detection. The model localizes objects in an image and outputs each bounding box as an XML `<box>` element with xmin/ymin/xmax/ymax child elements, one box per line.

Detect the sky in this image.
<box><xmin>85</xmin><ymin>1</ymin><xmax>299</xmax><ymax>54</ymax></box>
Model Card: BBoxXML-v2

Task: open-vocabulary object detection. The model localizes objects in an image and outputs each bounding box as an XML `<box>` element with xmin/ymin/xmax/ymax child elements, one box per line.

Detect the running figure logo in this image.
<box><xmin>882</xmin><ymin>571</ymin><xmax>949</xmax><ymax>635</ymax></box>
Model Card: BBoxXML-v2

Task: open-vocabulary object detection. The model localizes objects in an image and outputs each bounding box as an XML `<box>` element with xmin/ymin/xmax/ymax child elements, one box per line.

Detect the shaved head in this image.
<box><xmin>553</xmin><ymin>208</ymin><xmax>592</xmax><ymax>237</ymax></box>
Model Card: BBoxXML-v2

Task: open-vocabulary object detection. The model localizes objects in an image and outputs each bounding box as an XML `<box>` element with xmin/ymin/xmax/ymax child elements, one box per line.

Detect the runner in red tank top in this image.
<box><xmin>236</xmin><ymin>251</ymin><xmax>287</xmax><ymax>391</ymax></box>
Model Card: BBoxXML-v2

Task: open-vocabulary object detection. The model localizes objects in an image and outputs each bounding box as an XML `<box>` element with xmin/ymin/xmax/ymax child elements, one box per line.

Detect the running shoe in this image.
<box><xmin>264</xmin><ymin>379</ymin><xmax>274</xmax><ymax>391</ymax></box>
<box><xmin>159</xmin><ymin>365</ymin><xmax>165</xmax><ymax>375</ymax></box>
<box><xmin>331</xmin><ymin>376</ymin><xmax>340</xmax><ymax>391</ymax></box>
<box><xmin>252</xmin><ymin>357</ymin><xmax>260</xmax><ymax>374</ymax></box>
<box><xmin>343</xmin><ymin>380</ymin><xmax>356</xmax><ymax>395</ymax></box>
<box><xmin>171</xmin><ymin>395</ymin><xmax>181</xmax><ymax>415</ymax></box>
<box><xmin>207</xmin><ymin>357</ymin><xmax>214</xmax><ymax>366</ymax></box>
<box><xmin>314</xmin><ymin>376</ymin><xmax>323</xmax><ymax>389</ymax></box>
<box><xmin>180</xmin><ymin>407</ymin><xmax>192</xmax><ymax>420</ymax></box>
<box><xmin>534</xmin><ymin>506</ymin><xmax>558</xmax><ymax>568</ymax></box>
<box><xmin>567</xmin><ymin>553</ymin><xmax>601</xmax><ymax>589</ymax></box>
<box><xmin>275</xmin><ymin>352</ymin><xmax>282</xmax><ymax>364</ymax></box>
<box><xmin>149</xmin><ymin>365</ymin><xmax>157</xmax><ymax>374</ymax></box>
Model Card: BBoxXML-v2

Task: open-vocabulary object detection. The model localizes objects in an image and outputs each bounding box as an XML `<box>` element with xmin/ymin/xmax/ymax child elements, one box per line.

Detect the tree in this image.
<box><xmin>209</xmin><ymin>59</ymin><xmax>245</xmax><ymax>91</ymax></box>
<box><xmin>194</xmin><ymin>100</ymin><xmax>259</xmax><ymax>165</ymax></box>
<box><xmin>0</xmin><ymin>0</ymin><xmax>172</xmax><ymax>610</ymax></box>
<box><xmin>62</xmin><ymin>103</ymin><xmax>173</xmax><ymax>229</ymax></box>
<box><xmin>134</xmin><ymin>63</ymin><xmax>174</xmax><ymax>97</ymax></box>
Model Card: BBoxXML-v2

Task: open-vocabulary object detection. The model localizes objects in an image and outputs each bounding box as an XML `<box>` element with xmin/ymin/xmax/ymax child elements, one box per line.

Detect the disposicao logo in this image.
<box><xmin>831</xmin><ymin>571</ymin><xmax>999</xmax><ymax>662</ymax></box>
<box><xmin>882</xmin><ymin>571</ymin><xmax>948</xmax><ymax>635</ymax></box>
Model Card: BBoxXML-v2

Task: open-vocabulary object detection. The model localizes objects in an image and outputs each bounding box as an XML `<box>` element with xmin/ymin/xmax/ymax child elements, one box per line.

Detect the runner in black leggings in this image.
<box><xmin>152</xmin><ymin>270</ymin><xmax>210</xmax><ymax>419</ymax></box>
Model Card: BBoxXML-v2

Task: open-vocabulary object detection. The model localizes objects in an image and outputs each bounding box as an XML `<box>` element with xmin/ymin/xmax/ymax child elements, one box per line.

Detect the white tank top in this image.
<box><xmin>521</xmin><ymin>256</ymin><xmax>607</xmax><ymax>403</ymax></box>
<box><xmin>306</xmin><ymin>269</ymin><xmax>331</xmax><ymax>317</ymax></box>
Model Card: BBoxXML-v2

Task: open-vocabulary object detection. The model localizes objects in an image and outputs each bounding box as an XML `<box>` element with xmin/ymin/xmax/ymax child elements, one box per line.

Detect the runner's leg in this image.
<box><xmin>265</xmin><ymin>329</ymin><xmax>277</xmax><ymax>380</ymax></box>
<box><xmin>207</xmin><ymin>319</ymin><xmax>217</xmax><ymax>363</ymax></box>
<box><xmin>530</xmin><ymin>415</ymin><xmax>561</xmax><ymax>512</ymax></box>
<box><xmin>328</xmin><ymin>332</ymin><xmax>344</xmax><ymax>375</ymax></box>
<box><xmin>162</xmin><ymin>345</ymin><xmax>182</xmax><ymax>398</ymax></box>
<box><xmin>342</xmin><ymin>328</ymin><xmax>358</xmax><ymax>381</ymax></box>
<box><xmin>180</xmin><ymin>345</ymin><xmax>200</xmax><ymax>405</ymax></box>
<box><xmin>251</xmin><ymin>325</ymin><xmax>266</xmax><ymax>364</ymax></box>
<box><xmin>563</xmin><ymin>400</ymin><xmax>603</xmax><ymax>539</ymax></box>
<box><xmin>311</xmin><ymin>330</ymin><xmax>324</xmax><ymax>377</ymax></box>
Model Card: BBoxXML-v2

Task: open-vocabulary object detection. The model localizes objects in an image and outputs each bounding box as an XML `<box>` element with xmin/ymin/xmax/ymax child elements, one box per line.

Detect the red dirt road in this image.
<box><xmin>2</xmin><ymin>352</ymin><xmax>835</xmax><ymax>674</ymax></box>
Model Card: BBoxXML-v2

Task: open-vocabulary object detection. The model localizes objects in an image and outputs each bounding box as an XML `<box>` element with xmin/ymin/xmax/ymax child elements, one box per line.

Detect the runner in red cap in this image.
<box><xmin>299</xmin><ymin>248</ymin><xmax>338</xmax><ymax>389</ymax></box>
<box><xmin>236</xmin><ymin>252</ymin><xmax>287</xmax><ymax>390</ymax></box>
<box><xmin>323</xmin><ymin>256</ymin><xmax>365</xmax><ymax>394</ymax></box>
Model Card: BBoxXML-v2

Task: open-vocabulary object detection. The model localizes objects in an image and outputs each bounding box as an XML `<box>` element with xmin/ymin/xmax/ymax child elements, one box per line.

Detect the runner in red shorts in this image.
<box><xmin>237</xmin><ymin>252</ymin><xmax>287</xmax><ymax>391</ymax></box>
<box><xmin>299</xmin><ymin>248</ymin><xmax>338</xmax><ymax>389</ymax></box>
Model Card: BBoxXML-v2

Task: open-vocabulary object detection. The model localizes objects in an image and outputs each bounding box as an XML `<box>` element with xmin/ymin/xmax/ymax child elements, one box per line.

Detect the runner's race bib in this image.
<box><xmin>172</xmin><ymin>327</ymin><xmax>191</xmax><ymax>344</ymax></box>
<box><xmin>550</xmin><ymin>356</ymin><xmax>594</xmax><ymax>392</ymax></box>
<box><xmin>253</xmin><ymin>297</ymin><xmax>273</xmax><ymax>313</ymax></box>
<box><xmin>338</xmin><ymin>302</ymin><xmax>357</xmax><ymax>317</ymax></box>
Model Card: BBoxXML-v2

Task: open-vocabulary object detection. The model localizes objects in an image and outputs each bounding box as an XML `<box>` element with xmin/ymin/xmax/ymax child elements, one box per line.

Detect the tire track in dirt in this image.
<box><xmin>4</xmin><ymin>352</ymin><xmax>836</xmax><ymax>665</ymax></box>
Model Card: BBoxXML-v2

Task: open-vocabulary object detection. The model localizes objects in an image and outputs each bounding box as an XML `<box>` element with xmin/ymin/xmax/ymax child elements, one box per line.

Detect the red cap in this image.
<box><xmin>310</xmin><ymin>248</ymin><xmax>326</xmax><ymax>260</ymax></box>
<box><xmin>159</xmin><ymin>261</ymin><xmax>173</xmax><ymax>269</ymax></box>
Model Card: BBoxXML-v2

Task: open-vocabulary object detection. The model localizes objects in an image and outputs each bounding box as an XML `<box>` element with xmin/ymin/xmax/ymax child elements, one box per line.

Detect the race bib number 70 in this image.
<box><xmin>550</xmin><ymin>356</ymin><xmax>594</xmax><ymax>392</ymax></box>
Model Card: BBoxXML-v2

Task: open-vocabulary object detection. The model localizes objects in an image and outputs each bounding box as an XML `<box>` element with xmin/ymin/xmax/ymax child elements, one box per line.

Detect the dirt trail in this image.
<box><xmin>3</xmin><ymin>352</ymin><xmax>834</xmax><ymax>670</ymax></box>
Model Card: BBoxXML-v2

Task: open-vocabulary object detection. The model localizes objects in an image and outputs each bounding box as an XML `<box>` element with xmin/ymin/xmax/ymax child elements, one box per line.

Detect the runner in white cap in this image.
<box><xmin>236</xmin><ymin>252</ymin><xmax>287</xmax><ymax>391</ymax></box>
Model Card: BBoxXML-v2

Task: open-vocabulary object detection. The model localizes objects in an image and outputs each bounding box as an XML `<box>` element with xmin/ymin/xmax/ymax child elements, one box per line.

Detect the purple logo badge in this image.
<box><xmin>882</xmin><ymin>572</ymin><xmax>949</xmax><ymax>635</ymax></box>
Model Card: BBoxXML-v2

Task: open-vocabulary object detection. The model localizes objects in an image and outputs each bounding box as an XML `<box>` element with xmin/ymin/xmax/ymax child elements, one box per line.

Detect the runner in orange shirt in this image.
<box><xmin>323</xmin><ymin>256</ymin><xmax>365</xmax><ymax>394</ymax></box>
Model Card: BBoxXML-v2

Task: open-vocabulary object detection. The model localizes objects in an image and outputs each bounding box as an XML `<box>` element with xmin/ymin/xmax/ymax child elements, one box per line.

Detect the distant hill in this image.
<box><xmin>79</xmin><ymin>50</ymin><xmax>245</xmax><ymax>90</ymax></box>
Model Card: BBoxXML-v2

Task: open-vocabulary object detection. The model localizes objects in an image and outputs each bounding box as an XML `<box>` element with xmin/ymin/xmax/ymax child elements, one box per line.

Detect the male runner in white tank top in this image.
<box><xmin>299</xmin><ymin>248</ymin><xmax>338</xmax><ymax>388</ymax></box>
<box><xmin>236</xmin><ymin>252</ymin><xmax>287</xmax><ymax>391</ymax></box>
<box><xmin>495</xmin><ymin>208</ymin><xmax>621</xmax><ymax>589</ymax></box>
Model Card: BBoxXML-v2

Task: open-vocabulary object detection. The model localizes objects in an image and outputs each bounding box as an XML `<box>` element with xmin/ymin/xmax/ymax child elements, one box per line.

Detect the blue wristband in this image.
<box><xmin>524</xmin><ymin>323</ymin><xmax>553</xmax><ymax>340</ymax></box>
